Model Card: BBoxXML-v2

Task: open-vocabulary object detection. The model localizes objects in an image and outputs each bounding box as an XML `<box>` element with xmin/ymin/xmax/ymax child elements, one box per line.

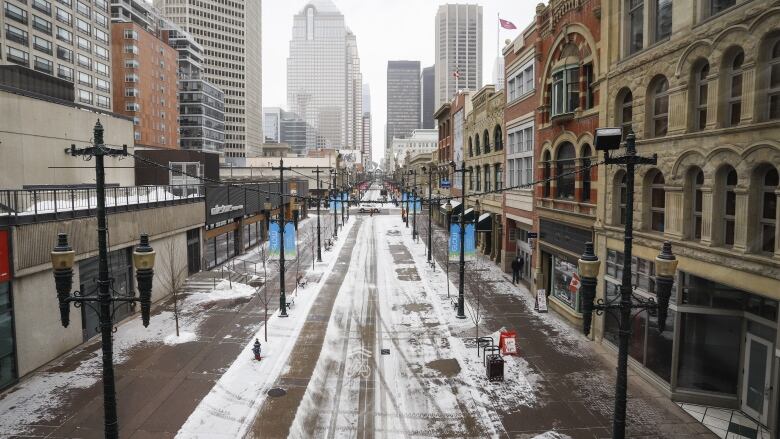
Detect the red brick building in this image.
<box><xmin>433</xmin><ymin>92</ymin><xmax>471</xmax><ymax>224</ymax></box>
<box><xmin>111</xmin><ymin>22</ymin><xmax>179</xmax><ymax>150</ymax></box>
<box><xmin>501</xmin><ymin>22</ymin><xmax>540</xmax><ymax>276</ymax></box>
<box><xmin>534</xmin><ymin>0</ymin><xmax>601</xmax><ymax>323</ymax></box>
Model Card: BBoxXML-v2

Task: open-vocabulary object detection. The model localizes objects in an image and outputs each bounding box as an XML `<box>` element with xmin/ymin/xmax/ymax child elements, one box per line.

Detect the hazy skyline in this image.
<box><xmin>263</xmin><ymin>0</ymin><xmax>538</xmax><ymax>165</ymax></box>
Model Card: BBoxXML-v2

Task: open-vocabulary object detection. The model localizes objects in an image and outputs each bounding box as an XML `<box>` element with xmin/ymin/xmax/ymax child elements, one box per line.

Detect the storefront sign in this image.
<box><xmin>210</xmin><ymin>204</ymin><xmax>244</xmax><ymax>215</ymax></box>
<box><xmin>568</xmin><ymin>272</ymin><xmax>581</xmax><ymax>293</ymax></box>
<box><xmin>499</xmin><ymin>330</ymin><xmax>518</xmax><ymax>356</ymax></box>
<box><xmin>0</xmin><ymin>230</ymin><xmax>9</xmax><ymax>282</ymax></box>
<box><xmin>527</xmin><ymin>232</ymin><xmax>538</xmax><ymax>239</ymax></box>
<box><xmin>440</xmin><ymin>179</ymin><xmax>450</xmax><ymax>188</ymax></box>
<box><xmin>536</xmin><ymin>289</ymin><xmax>548</xmax><ymax>312</ymax></box>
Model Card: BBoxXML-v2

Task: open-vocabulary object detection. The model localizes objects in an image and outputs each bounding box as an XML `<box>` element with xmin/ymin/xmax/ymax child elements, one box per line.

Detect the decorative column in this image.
<box><xmin>664</xmin><ymin>186</ymin><xmax>685</xmax><ymax>239</ymax></box>
<box><xmin>733</xmin><ymin>188</ymin><xmax>750</xmax><ymax>252</ymax></box>
<box><xmin>699</xmin><ymin>187</ymin><xmax>714</xmax><ymax>245</ymax></box>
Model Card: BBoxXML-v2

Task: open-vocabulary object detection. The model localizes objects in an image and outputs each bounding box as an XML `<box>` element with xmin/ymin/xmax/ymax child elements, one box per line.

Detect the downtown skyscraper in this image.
<box><xmin>287</xmin><ymin>0</ymin><xmax>363</xmax><ymax>152</ymax></box>
<box><xmin>434</xmin><ymin>4</ymin><xmax>483</xmax><ymax>108</ymax></box>
<box><xmin>155</xmin><ymin>0</ymin><xmax>262</xmax><ymax>165</ymax></box>
<box><xmin>386</xmin><ymin>61</ymin><xmax>421</xmax><ymax>150</ymax></box>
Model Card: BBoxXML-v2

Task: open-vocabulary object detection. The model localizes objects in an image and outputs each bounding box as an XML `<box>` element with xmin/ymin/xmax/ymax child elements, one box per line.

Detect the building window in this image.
<box><xmin>726</xmin><ymin>50</ymin><xmax>744</xmax><ymax>127</ymax></box>
<box><xmin>95</xmin><ymin>61</ymin><xmax>108</xmax><ymax>76</ymax></box>
<box><xmin>757</xmin><ymin>166</ymin><xmax>778</xmax><ymax>253</ymax></box>
<box><xmin>551</xmin><ymin>256</ymin><xmax>580</xmax><ymax>312</ymax></box>
<box><xmin>649</xmin><ymin>170</ymin><xmax>665</xmax><ymax>232</ymax></box>
<box><xmin>77</xmin><ymin>35</ymin><xmax>91</xmax><ymax>52</ymax></box>
<box><xmin>96</xmin><ymin>95</ymin><xmax>110</xmax><ymax>109</ymax></box>
<box><xmin>475</xmin><ymin>166</ymin><xmax>481</xmax><ymax>192</ymax></box>
<box><xmin>719</xmin><ymin>166</ymin><xmax>738</xmax><ymax>246</ymax></box>
<box><xmin>55</xmin><ymin>7</ymin><xmax>70</xmax><ymax>24</ymax></box>
<box><xmin>616</xmin><ymin>172</ymin><xmax>628</xmax><ymax>225</ymax></box>
<box><xmin>5</xmin><ymin>46</ymin><xmax>29</xmax><ymax>66</ymax></box>
<box><xmin>96</xmin><ymin>78</ymin><xmax>109</xmax><ymax>92</ymax></box>
<box><xmin>77</xmin><ymin>89</ymin><xmax>92</xmax><ymax>104</ymax></box>
<box><xmin>484</xmin><ymin>165</ymin><xmax>491</xmax><ymax>192</ymax></box>
<box><xmin>508</xmin><ymin>160</ymin><xmax>514</xmax><ymax>187</ymax></box>
<box><xmin>4</xmin><ymin>2</ymin><xmax>28</xmax><ymax>24</ymax></box>
<box><xmin>468</xmin><ymin>137</ymin><xmax>473</xmax><ymax>157</ymax></box>
<box><xmin>508</xmin><ymin>60</ymin><xmax>534</xmax><ymax>102</ymax></box>
<box><xmin>689</xmin><ymin>167</ymin><xmax>704</xmax><ymax>239</ymax></box>
<box><xmin>124</xmin><ymin>44</ymin><xmax>138</xmax><ymax>55</ymax></box>
<box><xmin>0</xmin><ymin>282</ymin><xmax>17</xmax><ymax>390</ymax></box>
<box><xmin>94</xmin><ymin>28</ymin><xmax>108</xmax><ymax>44</ymax></box>
<box><xmin>692</xmin><ymin>61</ymin><xmax>710</xmax><ymax>130</ymax></box>
<box><xmin>5</xmin><ymin>23</ymin><xmax>28</xmax><ymax>45</ymax></box>
<box><xmin>650</xmin><ymin>77</ymin><xmax>669</xmax><ymax>137</ymax></box>
<box><xmin>32</xmin><ymin>15</ymin><xmax>52</xmax><ymax>34</ymax></box>
<box><xmin>33</xmin><ymin>56</ymin><xmax>53</xmax><ymax>74</ymax></box>
<box><xmin>57</xmin><ymin>45</ymin><xmax>72</xmax><ymax>63</ymax></box>
<box><xmin>493</xmin><ymin>125</ymin><xmax>503</xmax><ymax>151</ymax></box>
<box><xmin>706</xmin><ymin>0</ymin><xmax>735</xmax><ymax>18</ymax></box>
<box><xmin>95</xmin><ymin>45</ymin><xmax>108</xmax><ymax>60</ymax></box>
<box><xmin>475</xmin><ymin>134</ymin><xmax>481</xmax><ymax>156</ymax></box>
<box><xmin>75</xmin><ymin>17</ymin><xmax>90</xmax><ymax>35</ymax></box>
<box><xmin>483</xmin><ymin>130</ymin><xmax>490</xmax><ymax>154</ymax></box>
<box><xmin>468</xmin><ymin>167</ymin><xmax>474</xmax><ymax>190</ymax></box>
<box><xmin>126</xmin><ymin>102</ymin><xmax>139</xmax><ymax>112</ymax></box>
<box><xmin>76</xmin><ymin>0</ymin><xmax>89</xmax><ymax>17</ymax></box>
<box><xmin>617</xmin><ymin>89</ymin><xmax>633</xmax><ymax>138</ymax></box>
<box><xmin>57</xmin><ymin>64</ymin><xmax>73</xmax><ymax>81</ymax></box>
<box><xmin>77</xmin><ymin>71</ymin><xmax>92</xmax><ymax>86</ymax></box>
<box><xmin>584</xmin><ymin>63</ymin><xmax>595</xmax><ymax>110</ymax></box>
<box><xmin>556</xmin><ymin>143</ymin><xmax>576</xmax><ymax>200</ymax></box>
<box><xmin>124</xmin><ymin>87</ymin><xmax>138</xmax><ymax>97</ymax></box>
<box><xmin>56</xmin><ymin>26</ymin><xmax>71</xmax><ymax>43</ymax></box>
<box><xmin>581</xmin><ymin>144</ymin><xmax>592</xmax><ymax>202</ymax></box>
<box><xmin>654</xmin><ymin>0</ymin><xmax>672</xmax><ymax>42</ymax></box>
<box><xmin>543</xmin><ymin>151</ymin><xmax>551</xmax><ymax>197</ymax></box>
<box><xmin>124</xmin><ymin>29</ymin><xmax>137</xmax><ymax>40</ymax></box>
<box><xmin>551</xmin><ymin>67</ymin><xmax>579</xmax><ymax>116</ymax></box>
<box><xmin>628</xmin><ymin>0</ymin><xmax>644</xmax><ymax>55</ymax></box>
<box><xmin>766</xmin><ymin>40</ymin><xmax>780</xmax><ymax>120</ymax></box>
<box><xmin>495</xmin><ymin>164</ymin><xmax>502</xmax><ymax>191</ymax></box>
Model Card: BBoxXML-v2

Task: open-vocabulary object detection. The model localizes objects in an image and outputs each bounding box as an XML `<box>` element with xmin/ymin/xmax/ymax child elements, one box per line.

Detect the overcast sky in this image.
<box><xmin>262</xmin><ymin>0</ymin><xmax>538</xmax><ymax>164</ymax></box>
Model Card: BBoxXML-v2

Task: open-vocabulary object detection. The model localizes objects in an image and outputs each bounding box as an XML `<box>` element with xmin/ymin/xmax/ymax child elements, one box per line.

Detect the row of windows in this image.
<box><xmin>466</xmin><ymin>163</ymin><xmax>503</xmax><ymax>193</ymax></box>
<box><xmin>467</xmin><ymin>125</ymin><xmax>503</xmax><ymax>157</ymax></box>
<box><xmin>612</xmin><ymin>164</ymin><xmax>778</xmax><ymax>254</ymax></box>
<box><xmin>618</xmin><ymin>38</ymin><xmax>780</xmax><ymax>137</ymax></box>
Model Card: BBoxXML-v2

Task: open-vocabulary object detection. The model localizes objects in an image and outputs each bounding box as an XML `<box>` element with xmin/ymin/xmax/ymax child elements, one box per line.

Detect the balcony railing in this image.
<box><xmin>0</xmin><ymin>185</ymin><xmax>204</xmax><ymax>225</ymax></box>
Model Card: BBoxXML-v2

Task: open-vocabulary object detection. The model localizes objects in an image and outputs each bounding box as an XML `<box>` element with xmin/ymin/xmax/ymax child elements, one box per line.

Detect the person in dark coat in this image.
<box><xmin>511</xmin><ymin>256</ymin><xmax>524</xmax><ymax>284</ymax></box>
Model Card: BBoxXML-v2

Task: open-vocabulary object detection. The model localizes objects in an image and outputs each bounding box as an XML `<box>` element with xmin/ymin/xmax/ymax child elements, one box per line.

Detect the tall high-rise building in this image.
<box><xmin>386</xmin><ymin>61</ymin><xmax>421</xmax><ymax>150</ymax></box>
<box><xmin>155</xmin><ymin>0</ymin><xmax>262</xmax><ymax>165</ymax></box>
<box><xmin>434</xmin><ymin>4</ymin><xmax>483</xmax><ymax>108</ymax></box>
<box><xmin>111</xmin><ymin>0</ymin><xmax>179</xmax><ymax>149</ymax></box>
<box><xmin>362</xmin><ymin>83</ymin><xmax>371</xmax><ymax>168</ymax></box>
<box><xmin>0</xmin><ymin>0</ymin><xmax>114</xmax><ymax>110</ymax></box>
<box><xmin>421</xmin><ymin>65</ymin><xmax>435</xmax><ymax>129</ymax></box>
<box><xmin>287</xmin><ymin>0</ymin><xmax>362</xmax><ymax>152</ymax></box>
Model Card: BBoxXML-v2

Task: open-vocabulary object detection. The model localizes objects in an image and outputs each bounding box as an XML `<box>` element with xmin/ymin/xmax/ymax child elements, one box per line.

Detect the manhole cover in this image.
<box><xmin>267</xmin><ymin>387</ymin><xmax>287</xmax><ymax>397</ymax></box>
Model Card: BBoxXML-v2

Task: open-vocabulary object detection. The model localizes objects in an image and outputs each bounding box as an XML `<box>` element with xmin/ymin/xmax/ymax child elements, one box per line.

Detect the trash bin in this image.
<box><xmin>486</xmin><ymin>354</ymin><xmax>504</xmax><ymax>382</ymax></box>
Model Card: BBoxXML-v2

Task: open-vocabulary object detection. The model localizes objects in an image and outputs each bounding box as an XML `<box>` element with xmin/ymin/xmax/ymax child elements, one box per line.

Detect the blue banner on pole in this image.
<box><xmin>269</xmin><ymin>220</ymin><xmax>281</xmax><ymax>260</ymax></box>
<box><xmin>449</xmin><ymin>223</ymin><xmax>460</xmax><ymax>262</ymax></box>
<box><xmin>414</xmin><ymin>197</ymin><xmax>422</xmax><ymax>213</ymax></box>
<box><xmin>402</xmin><ymin>192</ymin><xmax>408</xmax><ymax>203</ymax></box>
<box><xmin>449</xmin><ymin>222</ymin><xmax>476</xmax><ymax>262</ymax></box>
<box><xmin>464</xmin><ymin>223</ymin><xmax>476</xmax><ymax>261</ymax></box>
<box><xmin>284</xmin><ymin>222</ymin><xmax>296</xmax><ymax>259</ymax></box>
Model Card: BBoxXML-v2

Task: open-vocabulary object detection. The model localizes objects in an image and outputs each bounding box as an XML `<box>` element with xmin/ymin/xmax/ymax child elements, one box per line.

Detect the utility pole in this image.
<box><xmin>330</xmin><ymin>169</ymin><xmax>338</xmax><ymax>238</ymax></box>
<box><xmin>409</xmin><ymin>169</ymin><xmax>418</xmax><ymax>240</ymax></box>
<box><xmin>424</xmin><ymin>166</ymin><xmax>433</xmax><ymax>261</ymax></box>
<box><xmin>401</xmin><ymin>173</ymin><xmax>406</xmax><ymax>224</ymax></box>
<box><xmin>452</xmin><ymin>161</ymin><xmax>471</xmax><ymax>319</ymax></box>
<box><xmin>312</xmin><ymin>166</ymin><xmax>324</xmax><ymax>262</ymax></box>
<box><xmin>272</xmin><ymin>159</ymin><xmax>292</xmax><ymax>318</ymax></box>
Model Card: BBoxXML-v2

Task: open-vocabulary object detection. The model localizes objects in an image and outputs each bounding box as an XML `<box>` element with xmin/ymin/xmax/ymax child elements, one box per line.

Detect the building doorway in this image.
<box><xmin>742</xmin><ymin>333</ymin><xmax>773</xmax><ymax>425</ymax></box>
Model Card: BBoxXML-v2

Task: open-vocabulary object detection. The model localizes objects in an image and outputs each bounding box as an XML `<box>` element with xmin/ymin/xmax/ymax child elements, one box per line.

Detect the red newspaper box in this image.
<box><xmin>498</xmin><ymin>330</ymin><xmax>518</xmax><ymax>356</ymax></box>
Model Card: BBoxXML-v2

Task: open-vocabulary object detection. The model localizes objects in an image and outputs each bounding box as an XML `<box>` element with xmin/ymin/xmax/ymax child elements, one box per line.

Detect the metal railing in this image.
<box><xmin>0</xmin><ymin>184</ymin><xmax>204</xmax><ymax>224</ymax></box>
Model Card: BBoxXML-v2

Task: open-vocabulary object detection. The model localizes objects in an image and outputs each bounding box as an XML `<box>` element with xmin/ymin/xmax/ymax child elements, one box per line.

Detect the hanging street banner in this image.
<box><xmin>464</xmin><ymin>222</ymin><xmax>476</xmax><ymax>260</ymax></box>
<box><xmin>402</xmin><ymin>192</ymin><xmax>408</xmax><ymax>203</ymax></box>
<box><xmin>269</xmin><ymin>220</ymin><xmax>281</xmax><ymax>259</ymax></box>
<box><xmin>284</xmin><ymin>221</ymin><xmax>297</xmax><ymax>259</ymax></box>
<box><xmin>413</xmin><ymin>196</ymin><xmax>422</xmax><ymax>213</ymax></box>
<box><xmin>448</xmin><ymin>222</ymin><xmax>476</xmax><ymax>262</ymax></box>
<box><xmin>448</xmin><ymin>223</ymin><xmax>460</xmax><ymax>262</ymax></box>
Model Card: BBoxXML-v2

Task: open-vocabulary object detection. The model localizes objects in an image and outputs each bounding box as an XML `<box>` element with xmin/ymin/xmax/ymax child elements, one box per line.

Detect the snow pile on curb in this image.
<box><xmin>164</xmin><ymin>331</ymin><xmax>198</xmax><ymax>345</ymax></box>
<box><xmin>531</xmin><ymin>431</ymin><xmax>572</xmax><ymax>439</ymax></box>
<box><xmin>185</xmin><ymin>280</ymin><xmax>256</xmax><ymax>307</ymax></box>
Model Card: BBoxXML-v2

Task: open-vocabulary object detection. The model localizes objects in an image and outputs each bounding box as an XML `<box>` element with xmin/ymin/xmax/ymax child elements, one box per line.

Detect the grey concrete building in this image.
<box><xmin>155</xmin><ymin>0</ymin><xmax>262</xmax><ymax>165</ymax></box>
<box><xmin>386</xmin><ymin>60</ymin><xmax>421</xmax><ymax>151</ymax></box>
<box><xmin>421</xmin><ymin>65</ymin><xmax>435</xmax><ymax>129</ymax></box>
<box><xmin>434</xmin><ymin>4</ymin><xmax>483</xmax><ymax>108</ymax></box>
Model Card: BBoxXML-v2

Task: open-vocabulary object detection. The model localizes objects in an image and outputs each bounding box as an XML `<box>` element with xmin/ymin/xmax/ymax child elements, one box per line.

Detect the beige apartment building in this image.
<box><xmin>595</xmin><ymin>0</ymin><xmax>780</xmax><ymax>434</ymax></box>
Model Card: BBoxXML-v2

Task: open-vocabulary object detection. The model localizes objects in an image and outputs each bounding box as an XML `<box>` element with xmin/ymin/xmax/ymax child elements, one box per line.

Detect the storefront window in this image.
<box><xmin>677</xmin><ymin>313</ymin><xmax>741</xmax><ymax>394</ymax></box>
<box><xmin>646</xmin><ymin>308</ymin><xmax>675</xmax><ymax>382</ymax></box>
<box><xmin>682</xmin><ymin>273</ymin><xmax>778</xmax><ymax>321</ymax></box>
<box><xmin>0</xmin><ymin>282</ymin><xmax>16</xmax><ymax>390</ymax></box>
<box><xmin>206</xmin><ymin>237</ymin><xmax>216</xmax><ymax>268</ymax></box>
<box><xmin>551</xmin><ymin>256</ymin><xmax>579</xmax><ymax>312</ymax></box>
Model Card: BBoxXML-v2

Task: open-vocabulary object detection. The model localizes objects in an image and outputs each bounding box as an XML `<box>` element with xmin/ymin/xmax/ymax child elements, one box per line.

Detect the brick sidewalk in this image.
<box><xmin>421</xmin><ymin>223</ymin><xmax>715</xmax><ymax>438</ymax></box>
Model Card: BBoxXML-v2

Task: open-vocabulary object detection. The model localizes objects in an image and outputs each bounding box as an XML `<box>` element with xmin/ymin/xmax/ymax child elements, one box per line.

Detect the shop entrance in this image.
<box><xmin>742</xmin><ymin>333</ymin><xmax>773</xmax><ymax>425</ymax></box>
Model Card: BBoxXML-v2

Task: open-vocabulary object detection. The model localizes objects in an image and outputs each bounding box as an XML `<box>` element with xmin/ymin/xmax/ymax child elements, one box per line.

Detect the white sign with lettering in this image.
<box><xmin>210</xmin><ymin>204</ymin><xmax>243</xmax><ymax>215</ymax></box>
<box><xmin>536</xmin><ymin>289</ymin><xmax>548</xmax><ymax>313</ymax></box>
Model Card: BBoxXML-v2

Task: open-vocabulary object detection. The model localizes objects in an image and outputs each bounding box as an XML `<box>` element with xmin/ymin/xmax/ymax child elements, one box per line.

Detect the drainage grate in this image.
<box><xmin>267</xmin><ymin>387</ymin><xmax>287</xmax><ymax>398</ymax></box>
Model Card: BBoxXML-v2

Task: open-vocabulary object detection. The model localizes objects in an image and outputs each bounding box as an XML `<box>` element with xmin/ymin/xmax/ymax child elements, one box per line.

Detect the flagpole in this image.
<box><xmin>497</xmin><ymin>12</ymin><xmax>500</xmax><ymax>63</ymax></box>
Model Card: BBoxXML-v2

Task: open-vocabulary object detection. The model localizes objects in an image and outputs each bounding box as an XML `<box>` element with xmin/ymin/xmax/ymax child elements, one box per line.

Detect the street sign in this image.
<box><xmin>527</xmin><ymin>232</ymin><xmax>538</xmax><ymax>239</ymax></box>
<box><xmin>381</xmin><ymin>349</ymin><xmax>390</xmax><ymax>355</ymax></box>
<box><xmin>440</xmin><ymin>179</ymin><xmax>451</xmax><ymax>188</ymax></box>
<box><xmin>536</xmin><ymin>289</ymin><xmax>548</xmax><ymax>313</ymax></box>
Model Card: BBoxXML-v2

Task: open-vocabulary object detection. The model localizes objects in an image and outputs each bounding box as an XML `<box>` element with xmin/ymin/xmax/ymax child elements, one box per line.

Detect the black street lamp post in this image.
<box><xmin>578</xmin><ymin>129</ymin><xmax>679</xmax><ymax>439</ymax></box>
<box><xmin>422</xmin><ymin>166</ymin><xmax>433</xmax><ymax>262</ymax></box>
<box><xmin>273</xmin><ymin>159</ymin><xmax>292</xmax><ymax>318</ymax></box>
<box><xmin>51</xmin><ymin>121</ymin><xmax>156</xmax><ymax>439</ymax></box>
<box><xmin>451</xmin><ymin>161</ymin><xmax>471</xmax><ymax>319</ymax></box>
<box><xmin>408</xmin><ymin>170</ymin><xmax>418</xmax><ymax>240</ymax></box>
<box><xmin>330</xmin><ymin>170</ymin><xmax>338</xmax><ymax>239</ymax></box>
<box><xmin>312</xmin><ymin>166</ymin><xmax>324</xmax><ymax>262</ymax></box>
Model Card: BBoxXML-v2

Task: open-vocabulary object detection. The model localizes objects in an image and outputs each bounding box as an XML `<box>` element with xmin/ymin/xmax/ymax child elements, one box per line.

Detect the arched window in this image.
<box><xmin>468</xmin><ymin>137</ymin><xmax>473</xmax><ymax>157</ymax></box>
<box><xmin>768</xmin><ymin>40</ymin><xmax>780</xmax><ymax>120</ymax></box>
<box><xmin>758</xmin><ymin>167</ymin><xmax>778</xmax><ymax>253</ymax></box>
<box><xmin>719</xmin><ymin>166</ymin><xmax>738</xmax><ymax>246</ymax></box>
<box><xmin>494</xmin><ymin>125</ymin><xmax>503</xmax><ymax>151</ymax></box>
<box><xmin>468</xmin><ymin>167</ymin><xmax>474</xmax><ymax>190</ymax></box>
<box><xmin>475</xmin><ymin>135</ymin><xmax>481</xmax><ymax>156</ymax></box>
<box><xmin>693</xmin><ymin>61</ymin><xmax>710</xmax><ymax>131</ymax></box>
<box><xmin>617</xmin><ymin>89</ymin><xmax>633</xmax><ymax>139</ymax></box>
<box><xmin>649</xmin><ymin>171</ymin><xmax>666</xmax><ymax>232</ymax></box>
<box><xmin>581</xmin><ymin>144</ymin><xmax>592</xmax><ymax>202</ymax></box>
<box><xmin>614</xmin><ymin>171</ymin><xmax>627</xmax><ymax>225</ymax></box>
<box><xmin>543</xmin><ymin>150</ymin><xmax>551</xmax><ymax>197</ymax></box>
<box><xmin>649</xmin><ymin>77</ymin><xmax>669</xmax><ymax>137</ymax></box>
<box><xmin>483</xmin><ymin>130</ymin><xmax>491</xmax><ymax>153</ymax></box>
<box><xmin>556</xmin><ymin>143</ymin><xmax>576</xmax><ymax>200</ymax></box>
<box><xmin>688</xmin><ymin>167</ymin><xmax>704</xmax><ymax>239</ymax></box>
<box><xmin>726</xmin><ymin>49</ymin><xmax>744</xmax><ymax>126</ymax></box>
<box><xmin>484</xmin><ymin>164</ymin><xmax>491</xmax><ymax>192</ymax></box>
<box><xmin>475</xmin><ymin>165</ymin><xmax>481</xmax><ymax>191</ymax></box>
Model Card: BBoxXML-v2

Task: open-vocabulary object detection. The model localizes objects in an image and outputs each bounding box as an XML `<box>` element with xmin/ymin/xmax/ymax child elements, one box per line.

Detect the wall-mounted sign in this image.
<box><xmin>210</xmin><ymin>204</ymin><xmax>244</xmax><ymax>215</ymax></box>
<box><xmin>0</xmin><ymin>230</ymin><xmax>9</xmax><ymax>282</ymax></box>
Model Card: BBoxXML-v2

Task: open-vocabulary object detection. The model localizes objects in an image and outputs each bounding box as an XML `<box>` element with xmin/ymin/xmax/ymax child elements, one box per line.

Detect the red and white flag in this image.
<box><xmin>452</xmin><ymin>69</ymin><xmax>461</xmax><ymax>79</ymax></box>
<box><xmin>499</xmin><ymin>18</ymin><xmax>517</xmax><ymax>30</ymax></box>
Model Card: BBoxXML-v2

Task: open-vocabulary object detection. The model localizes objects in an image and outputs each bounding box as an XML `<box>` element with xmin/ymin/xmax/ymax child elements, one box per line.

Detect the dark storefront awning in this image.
<box><xmin>440</xmin><ymin>200</ymin><xmax>463</xmax><ymax>216</ymax></box>
<box><xmin>477</xmin><ymin>212</ymin><xmax>492</xmax><ymax>232</ymax></box>
<box><xmin>456</xmin><ymin>208</ymin><xmax>475</xmax><ymax>223</ymax></box>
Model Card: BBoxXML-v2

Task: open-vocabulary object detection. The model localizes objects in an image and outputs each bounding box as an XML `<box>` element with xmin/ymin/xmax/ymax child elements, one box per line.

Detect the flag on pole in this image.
<box><xmin>499</xmin><ymin>18</ymin><xmax>517</xmax><ymax>30</ymax></box>
<box><xmin>452</xmin><ymin>69</ymin><xmax>461</xmax><ymax>79</ymax></box>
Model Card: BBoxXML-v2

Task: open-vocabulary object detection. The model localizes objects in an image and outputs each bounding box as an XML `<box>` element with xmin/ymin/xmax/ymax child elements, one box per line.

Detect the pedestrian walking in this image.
<box><xmin>511</xmin><ymin>256</ymin><xmax>524</xmax><ymax>285</ymax></box>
